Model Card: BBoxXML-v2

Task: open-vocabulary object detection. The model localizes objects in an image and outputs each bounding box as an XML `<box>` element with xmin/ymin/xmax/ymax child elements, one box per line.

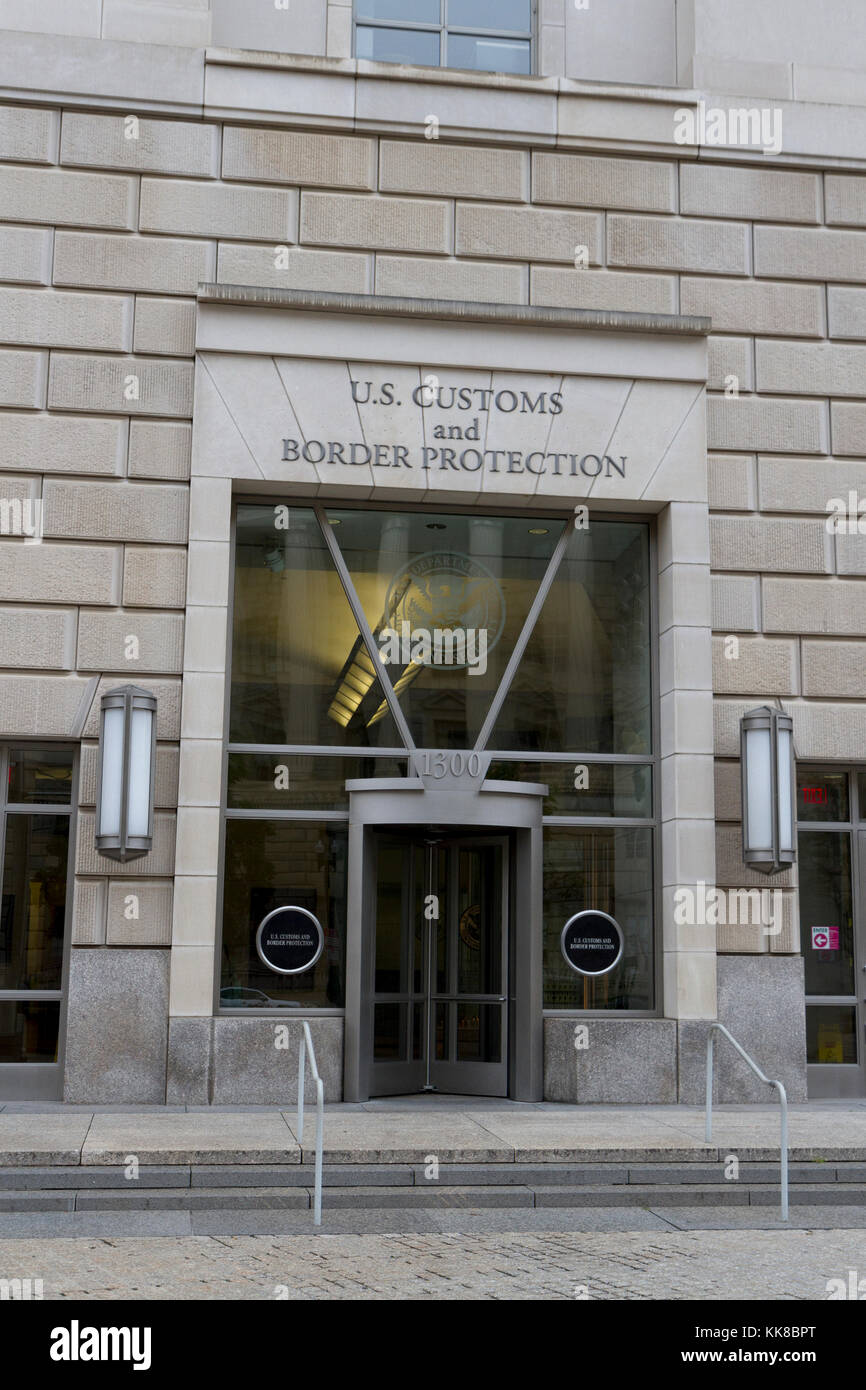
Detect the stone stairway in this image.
<box><xmin>1</xmin><ymin>1159</ymin><xmax>863</xmax><ymax>1213</ymax></box>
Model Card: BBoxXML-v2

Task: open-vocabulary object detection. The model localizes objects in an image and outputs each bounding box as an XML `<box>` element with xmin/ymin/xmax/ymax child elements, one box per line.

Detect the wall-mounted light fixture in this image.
<box><xmin>740</xmin><ymin>705</ymin><xmax>795</xmax><ymax>874</ymax></box>
<box><xmin>95</xmin><ymin>685</ymin><xmax>157</xmax><ymax>862</ymax></box>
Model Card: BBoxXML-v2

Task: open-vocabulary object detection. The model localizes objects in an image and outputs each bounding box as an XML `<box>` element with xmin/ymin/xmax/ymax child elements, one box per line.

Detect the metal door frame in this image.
<box><xmin>427</xmin><ymin>833</ymin><xmax>510</xmax><ymax>1097</ymax></box>
<box><xmin>344</xmin><ymin>777</ymin><xmax>545</xmax><ymax>1102</ymax></box>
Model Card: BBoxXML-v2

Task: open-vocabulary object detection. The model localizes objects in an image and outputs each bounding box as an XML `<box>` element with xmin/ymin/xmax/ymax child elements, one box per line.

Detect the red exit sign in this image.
<box><xmin>802</xmin><ymin>786</ymin><xmax>827</xmax><ymax>804</ymax></box>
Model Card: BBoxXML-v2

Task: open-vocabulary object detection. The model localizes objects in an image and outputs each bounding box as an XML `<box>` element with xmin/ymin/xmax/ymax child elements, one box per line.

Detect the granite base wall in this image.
<box><xmin>544</xmin><ymin>956</ymin><xmax>808</xmax><ymax>1104</ymax></box>
<box><xmin>166</xmin><ymin>1016</ymin><xmax>344</xmax><ymax>1104</ymax></box>
<box><xmin>63</xmin><ymin>948</ymin><xmax>169</xmax><ymax>1104</ymax></box>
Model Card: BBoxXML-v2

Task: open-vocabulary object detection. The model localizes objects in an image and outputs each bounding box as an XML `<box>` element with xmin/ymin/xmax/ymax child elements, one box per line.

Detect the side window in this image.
<box><xmin>355</xmin><ymin>1</ymin><xmax>533</xmax><ymax>74</ymax></box>
<box><xmin>0</xmin><ymin>747</ymin><xmax>75</xmax><ymax>1075</ymax></box>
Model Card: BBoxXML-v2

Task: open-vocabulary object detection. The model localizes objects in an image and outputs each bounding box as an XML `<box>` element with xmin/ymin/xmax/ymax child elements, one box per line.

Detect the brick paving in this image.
<box><xmin>1</xmin><ymin>1228</ymin><xmax>864</xmax><ymax>1300</ymax></box>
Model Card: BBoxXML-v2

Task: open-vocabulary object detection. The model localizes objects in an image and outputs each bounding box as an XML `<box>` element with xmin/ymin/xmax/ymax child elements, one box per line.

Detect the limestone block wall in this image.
<box><xmin>1</xmin><ymin>49</ymin><xmax>865</xmax><ymax>1094</ymax></box>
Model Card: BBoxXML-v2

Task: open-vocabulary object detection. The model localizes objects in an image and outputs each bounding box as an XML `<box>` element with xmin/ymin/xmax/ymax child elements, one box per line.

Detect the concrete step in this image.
<box><xmin>1</xmin><ymin>1161</ymin><xmax>863</xmax><ymax>1190</ymax></box>
<box><xmin>0</xmin><ymin>1182</ymin><xmax>863</xmax><ymax>1212</ymax></box>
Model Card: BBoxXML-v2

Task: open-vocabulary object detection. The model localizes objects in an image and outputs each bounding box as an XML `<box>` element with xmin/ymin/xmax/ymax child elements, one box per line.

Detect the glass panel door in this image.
<box><xmin>429</xmin><ymin>839</ymin><xmax>507</xmax><ymax>1095</ymax></box>
<box><xmin>369</xmin><ymin>831</ymin><xmax>508</xmax><ymax>1096</ymax></box>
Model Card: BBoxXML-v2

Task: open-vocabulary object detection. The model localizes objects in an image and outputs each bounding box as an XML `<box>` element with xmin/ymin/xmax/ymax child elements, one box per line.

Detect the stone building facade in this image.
<box><xmin>0</xmin><ymin>0</ymin><xmax>864</xmax><ymax>1104</ymax></box>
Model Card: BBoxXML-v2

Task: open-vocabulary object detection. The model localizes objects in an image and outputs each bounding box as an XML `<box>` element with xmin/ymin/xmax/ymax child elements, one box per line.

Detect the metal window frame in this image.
<box><xmin>797</xmin><ymin>765</ymin><xmax>864</xmax><ymax>1084</ymax></box>
<box><xmin>353</xmin><ymin>0</ymin><xmax>536</xmax><ymax>74</ymax></box>
<box><xmin>0</xmin><ymin>742</ymin><xmax>79</xmax><ymax>1097</ymax></box>
<box><xmin>216</xmin><ymin>496</ymin><xmax>659</xmax><ymax>1020</ymax></box>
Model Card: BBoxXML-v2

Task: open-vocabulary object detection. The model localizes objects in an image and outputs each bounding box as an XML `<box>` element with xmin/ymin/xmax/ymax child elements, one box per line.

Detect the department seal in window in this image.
<box><xmin>560</xmin><ymin>910</ymin><xmax>624</xmax><ymax>977</ymax></box>
<box><xmin>378</xmin><ymin>550</ymin><xmax>506</xmax><ymax>676</ymax></box>
<box><xmin>256</xmin><ymin>906</ymin><xmax>324</xmax><ymax>976</ymax></box>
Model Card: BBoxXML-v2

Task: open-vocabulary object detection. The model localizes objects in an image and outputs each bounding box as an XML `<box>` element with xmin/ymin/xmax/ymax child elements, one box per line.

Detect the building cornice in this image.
<box><xmin>2</xmin><ymin>31</ymin><xmax>866</xmax><ymax>171</ymax></box>
<box><xmin>196</xmin><ymin>285</ymin><xmax>711</xmax><ymax>337</ymax></box>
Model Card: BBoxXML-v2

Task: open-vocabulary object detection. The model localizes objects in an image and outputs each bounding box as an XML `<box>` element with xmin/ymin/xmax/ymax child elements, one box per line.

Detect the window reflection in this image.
<box><xmin>491</xmin><ymin>523</ymin><xmax>652</xmax><ymax>755</ymax></box>
<box><xmin>221</xmin><ymin>820</ymin><xmax>347</xmax><ymax>1008</ymax></box>
<box><xmin>543</xmin><ymin>827</ymin><xmax>654</xmax><ymax>1010</ymax></box>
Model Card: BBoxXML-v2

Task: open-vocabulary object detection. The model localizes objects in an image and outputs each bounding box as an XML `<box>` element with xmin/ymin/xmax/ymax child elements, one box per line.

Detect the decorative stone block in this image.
<box><xmin>680</xmin><ymin>164</ymin><xmax>820</xmax><ymax>223</ymax></box>
<box><xmin>106</xmin><ymin>879</ymin><xmax>173</xmax><ymax>946</ymax></box>
<box><xmin>755</xmin><ymin>226</ymin><xmax>866</xmax><ymax>282</ymax></box>
<box><xmin>376</xmin><ymin>254</ymin><xmax>525</xmax><ymax>304</ymax></box>
<box><xmin>71</xmin><ymin>877</ymin><xmax>106</xmax><ymax>946</ymax></box>
<box><xmin>457</xmin><ymin>204</ymin><xmax>602</xmax><ymax>263</ymax></box>
<box><xmin>763</xmin><ymin>577</ymin><xmax>866</xmax><ymax>635</ymax></box>
<box><xmin>0</xmin><ymin>226</ymin><xmax>53</xmax><ymax>284</ymax></box>
<box><xmin>128</xmin><ymin>420</ymin><xmax>191</xmax><ymax>480</ymax></box>
<box><xmin>681</xmin><ymin>276</ymin><xmax>824</xmax><ymax>337</ymax></box>
<box><xmin>707</xmin><ymin>396</ymin><xmax>827</xmax><ymax>454</ymax></box>
<box><xmin>301</xmin><ymin>191</ymin><xmax>450</xmax><ymax>254</ymax></box>
<box><xmin>381</xmin><ymin>140</ymin><xmax>528</xmax><ymax>201</ymax></box>
<box><xmin>61</xmin><ymin>111</ymin><xmax>219</xmax><ymax>178</ymax></box>
<box><xmin>533</xmin><ymin>151</ymin><xmax>675</xmax><ymax>211</ymax></box>
<box><xmin>76</xmin><ymin>608</ymin><xmax>185</xmax><ymax>673</ymax></box>
<box><xmin>123</xmin><ymin>546</ymin><xmax>187</xmax><ymax>609</ymax></box>
<box><xmin>711</xmin><ymin>575</ymin><xmax>760</xmax><ymax>633</ymax></box>
<box><xmin>710</xmin><ymin>516</ymin><xmax>832</xmax><ymax>573</ymax></box>
<box><xmin>712</xmin><ymin>635</ymin><xmax>798</xmax><ymax>695</ymax></box>
<box><xmin>0</xmin><ymin>286</ymin><xmax>133</xmax><ymax>351</ymax></box>
<box><xmin>42</xmin><ymin>479</ymin><xmax>188</xmax><ymax>543</ymax></box>
<box><xmin>217</xmin><ymin>243</ymin><xmax>371</xmax><ymax>294</ymax></box>
<box><xmin>0</xmin><ymin>165</ymin><xmax>136</xmax><ymax>228</ymax></box>
<box><xmin>0</xmin><ymin>674</ymin><xmax>96</xmax><ymax>736</ymax></box>
<box><xmin>0</xmin><ymin>411</ymin><xmax>126</xmax><ymax>476</ymax></box>
<box><xmin>531</xmin><ymin>265</ymin><xmax>676</xmax><ymax>313</ymax></box>
<box><xmin>608</xmin><ymin>215</ymin><xmax>750</xmax><ymax>274</ymax></box>
<box><xmin>48</xmin><ymin>354</ymin><xmax>194</xmax><ymax>417</ymax></box>
<box><xmin>133</xmin><ymin>297</ymin><xmax>196</xmax><ymax>357</ymax></box>
<box><xmin>0</xmin><ymin>104</ymin><xmax>58</xmax><ymax>163</ymax></box>
<box><xmin>0</xmin><ymin>605</ymin><xmax>76</xmax><ymax>669</ymax></box>
<box><xmin>140</xmin><ymin>177</ymin><xmax>296</xmax><ymax>241</ymax></box>
<box><xmin>0</xmin><ymin>348</ymin><xmax>47</xmax><ymax>408</ymax></box>
<box><xmin>54</xmin><ymin>231</ymin><xmax>215</xmax><ymax>296</ymax></box>
<box><xmin>222</xmin><ymin>126</ymin><xmax>375</xmax><ymax>189</ymax></box>
<box><xmin>756</xmin><ymin>339</ymin><xmax>866</xmax><ymax>397</ymax></box>
<box><xmin>0</xmin><ymin>542</ymin><xmax>121</xmax><ymax>604</ymax></box>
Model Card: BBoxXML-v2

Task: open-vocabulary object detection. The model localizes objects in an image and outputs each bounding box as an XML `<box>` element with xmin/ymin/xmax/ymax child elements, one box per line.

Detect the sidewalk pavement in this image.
<box><xmin>1</xmin><ymin>1099</ymin><xmax>864</xmax><ymax>1166</ymax></box>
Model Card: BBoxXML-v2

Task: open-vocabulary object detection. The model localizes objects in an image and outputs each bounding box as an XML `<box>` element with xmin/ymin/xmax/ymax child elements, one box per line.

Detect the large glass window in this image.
<box><xmin>222</xmin><ymin>820</ymin><xmax>348</xmax><ymax>1009</ymax></box>
<box><xmin>355</xmin><ymin>0</ymin><xmax>533</xmax><ymax>73</ymax></box>
<box><xmin>797</xmin><ymin>767</ymin><xmax>864</xmax><ymax>1077</ymax></box>
<box><xmin>0</xmin><ymin>747</ymin><xmax>74</xmax><ymax>1067</ymax></box>
<box><xmin>224</xmin><ymin>501</ymin><xmax>655</xmax><ymax>1014</ymax></box>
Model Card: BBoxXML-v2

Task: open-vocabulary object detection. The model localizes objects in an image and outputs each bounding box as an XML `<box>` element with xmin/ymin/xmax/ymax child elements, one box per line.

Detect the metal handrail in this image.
<box><xmin>705</xmin><ymin>1022</ymin><xmax>788</xmax><ymax>1221</ymax></box>
<box><xmin>297</xmin><ymin>1021</ymin><xmax>324</xmax><ymax>1226</ymax></box>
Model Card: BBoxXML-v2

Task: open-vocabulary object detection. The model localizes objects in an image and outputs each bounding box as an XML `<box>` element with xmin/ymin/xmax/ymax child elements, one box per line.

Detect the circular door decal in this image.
<box><xmin>560</xmin><ymin>910</ymin><xmax>624</xmax><ymax>977</ymax></box>
<box><xmin>256</xmin><ymin>906</ymin><xmax>324</xmax><ymax>975</ymax></box>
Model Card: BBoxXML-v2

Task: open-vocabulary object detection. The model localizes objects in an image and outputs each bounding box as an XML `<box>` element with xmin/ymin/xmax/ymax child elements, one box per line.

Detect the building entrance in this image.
<box><xmin>368</xmin><ymin>831</ymin><xmax>509</xmax><ymax>1097</ymax></box>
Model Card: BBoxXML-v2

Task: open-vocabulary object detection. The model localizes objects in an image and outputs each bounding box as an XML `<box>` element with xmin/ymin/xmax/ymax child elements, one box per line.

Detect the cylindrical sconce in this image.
<box><xmin>740</xmin><ymin>705</ymin><xmax>795</xmax><ymax>874</ymax></box>
<box><xmin>95</xmin><ymin>685</ymin><xmax>157</xmax><ymax>862</ymax></box>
